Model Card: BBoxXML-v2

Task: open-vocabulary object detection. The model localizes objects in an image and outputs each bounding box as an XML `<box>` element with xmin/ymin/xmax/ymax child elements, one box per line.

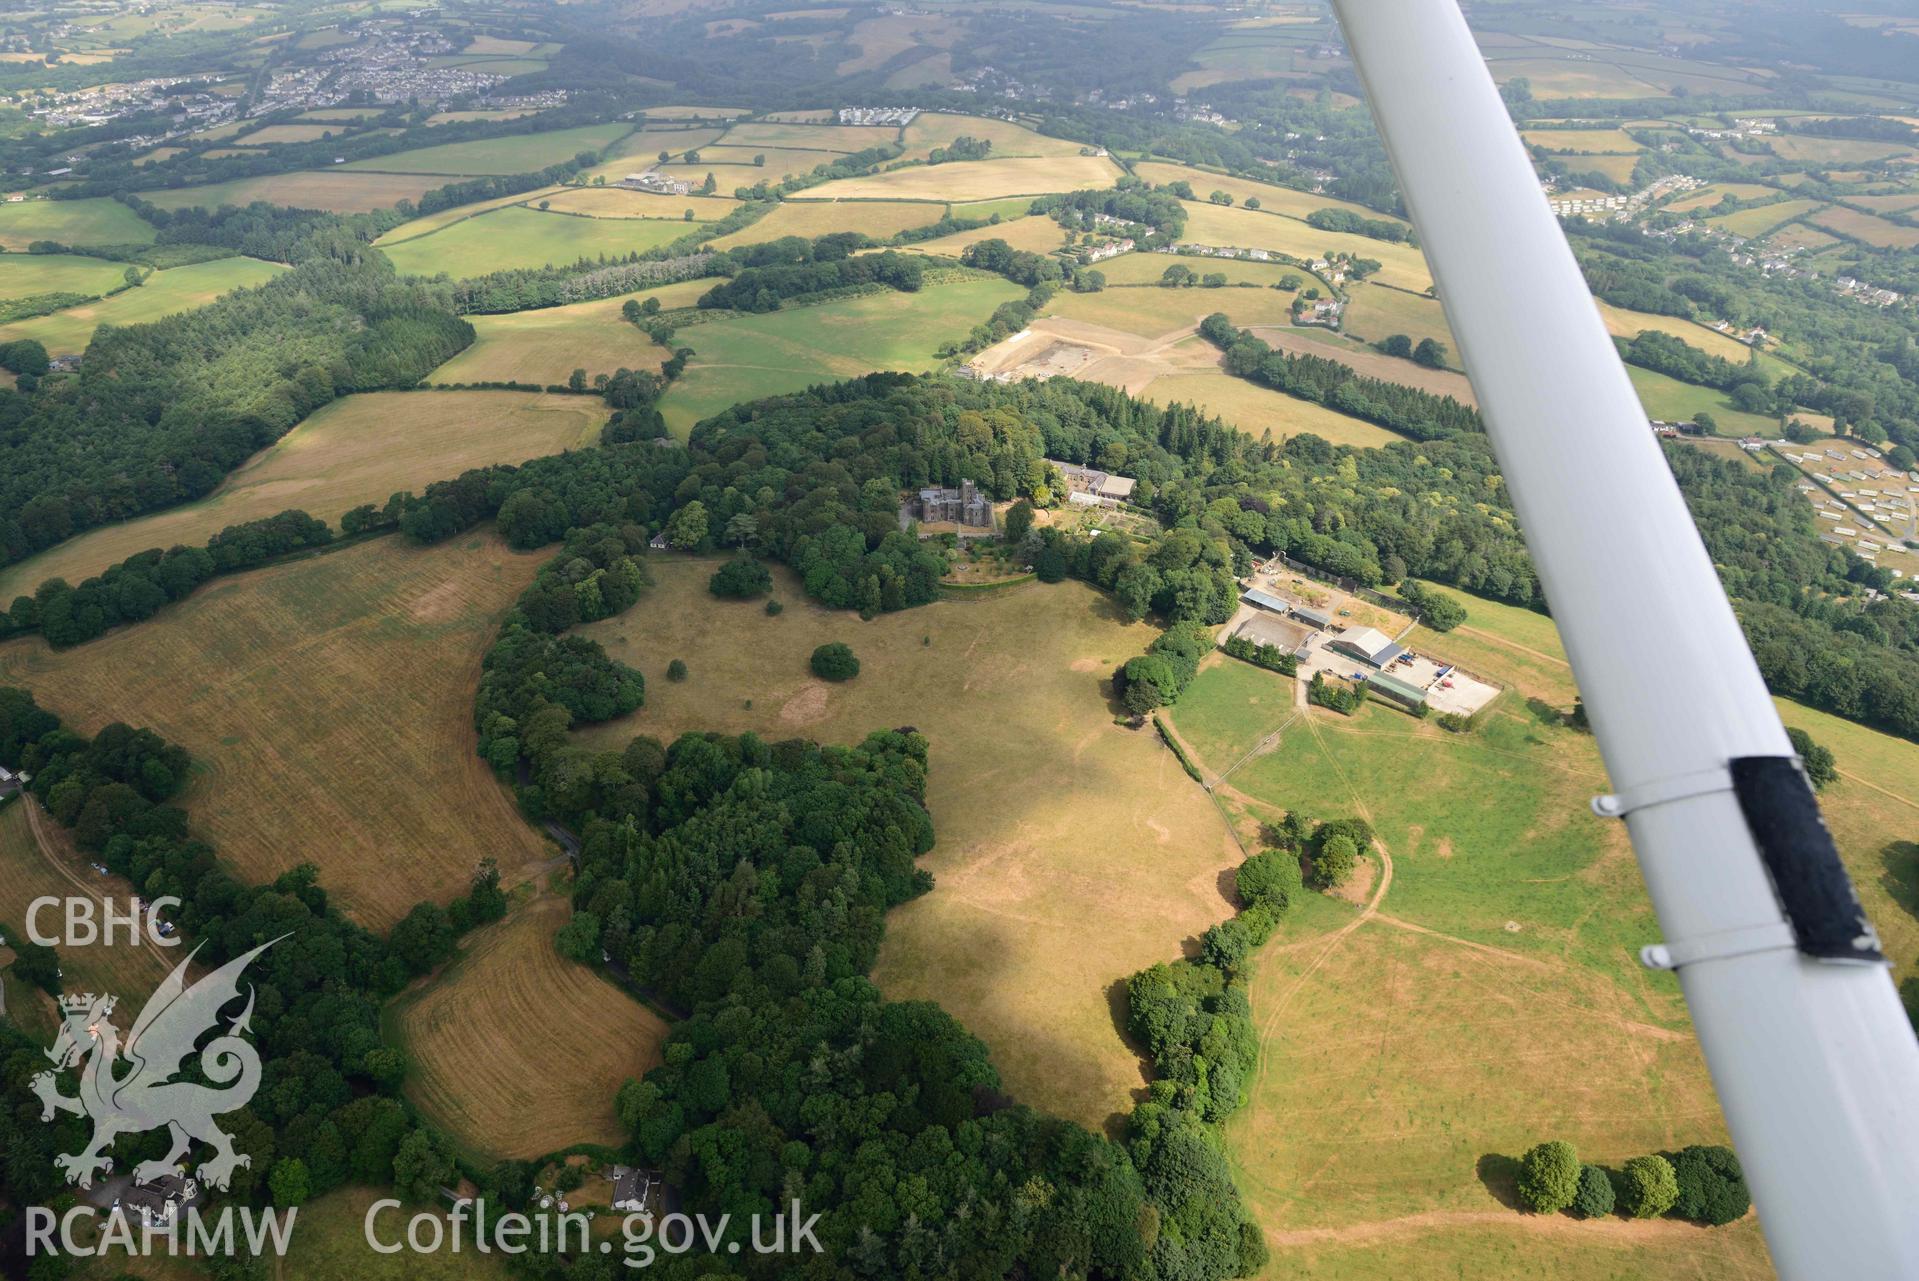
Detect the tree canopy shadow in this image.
<box><xmin>1476</xmin><ymin>1152</ymin><xmax>1523</xmax><ymax>1210</ymax></box>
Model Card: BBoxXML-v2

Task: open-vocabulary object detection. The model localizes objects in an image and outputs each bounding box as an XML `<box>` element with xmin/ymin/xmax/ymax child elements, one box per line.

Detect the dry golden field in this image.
<box><xmin>429</xmin><ymin>285</ymin><xmax>714</xmax><ymax>386</ymax></box>
<box><xmin>390</xmin><ymin>895</ymin><xmax>671</xmax><ymax>1161</ymax></box>
<box><xmin>806</xmin><ymin>154</ymin><xmax>1125</xmax><ymax>202</ymax></box>
<box><xmin>0</xmin><ymin>390</ymin><xmax>607</xmax><ymax>601</ymax></box>
<box><xmin>143</xmin><ymin>170</ymin><xmax>448</xmax><ymax>213</ymax></box>
<box><xmin>0</xmin><ymin>534</ymin><xmax>556</xmax><ymax>930</ymax></box>
<box><xmin>705</xmin><ymin>197</ymin><xmax>947</xmax><ymax>248</ymax></box>
<box><xmin>575</xmin><ymin>559</ymin><xmax>1241</xmax><ymax>1132</ymax></box>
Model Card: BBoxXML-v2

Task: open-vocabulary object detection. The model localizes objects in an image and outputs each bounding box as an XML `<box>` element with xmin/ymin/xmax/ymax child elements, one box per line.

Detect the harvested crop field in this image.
<box><xmin>391</xmin><ymin>895</ymin><xmax>670</xmax><ymax>1161</ymax></box>
<box><xmin>575</xmin><ymin>559</ymin><xmax>1241</xmax><ymax>1131</ymax></box>
<box><xmin>1244</xmin><ymin>327</ymin><xmax>1476</xmax><ymax>402</ymax></box>
<box><xmin>0</xmin><ymin>390</ymin><xmax>607</xmax><ymax>600</ymax></box>
<box><xmin>806</xmin><ymin>154</ymin><xmax>1125</xmax><ymax>201</ymax></box>
<box><xmin>0</xmin><ymin>534</ymin><xmax>556</xmax><ymax>931</ymax></box>
<box><xmin>532</xmin><ymin>186</ymin><xmax>741</xmax><ymax>220</ymax></box>
<box><xmin>1133</xmin><ymin>161</ymin><xmax>1413</xmax><ymax>229</ymax></box>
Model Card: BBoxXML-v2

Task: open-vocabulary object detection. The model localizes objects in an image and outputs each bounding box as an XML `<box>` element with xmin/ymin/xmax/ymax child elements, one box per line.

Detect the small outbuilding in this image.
<box><xmin>1364</xmin><ymin>671</ymin><xmax>1429</xmax><ymax>710</ymax></box>
<box><xmin>1240</xmin><ymin>587</ymin><xmax>1293</xmax><ymax>614</ymax></box>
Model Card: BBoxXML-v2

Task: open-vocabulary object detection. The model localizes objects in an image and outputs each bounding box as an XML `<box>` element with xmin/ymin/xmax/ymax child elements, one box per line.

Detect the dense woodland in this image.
<box><xmin>0</xmin><ymin>257</ymin><xmax>471</xmax><ymax>571</ymax></box>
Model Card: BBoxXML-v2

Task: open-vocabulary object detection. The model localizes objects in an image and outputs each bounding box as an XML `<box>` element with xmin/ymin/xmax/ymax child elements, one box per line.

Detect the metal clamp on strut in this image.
<box><xmin>1590</xmin><ymin>766</ymin><xmax>1733</xmax><ymax>820</ymax></box>
<box><xmin>1639</xmin><ymin>922</ymin><xmax>1798</xmax><ymax>972</ymax></box>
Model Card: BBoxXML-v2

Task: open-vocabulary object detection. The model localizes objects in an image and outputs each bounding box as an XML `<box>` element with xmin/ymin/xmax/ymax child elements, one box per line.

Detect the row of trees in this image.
<box><xmin>1516</xmin><ymin>1139</ymin><xmax>1749</xmax><ymax>1226</ymax></box>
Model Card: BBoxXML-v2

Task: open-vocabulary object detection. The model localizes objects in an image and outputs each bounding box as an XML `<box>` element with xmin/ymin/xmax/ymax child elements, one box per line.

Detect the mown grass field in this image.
<box><xmin>900</xmin><ymin>112</ymin><xmax>1088</xmax><ymax>162</ymax></box>
<box><xmin>1133</xmin><ymin>161</ymin><xmax>1413</xmax><ymax>230</ymax></box>
<box><xmin>234</xmin><ymin>122</ymin><xmax>340</xmax><ymax>145</ymax></box>
<box><xmin>1096</xmin><ymin>252</ymin><xmax>1300</xmax><ymax>288</ymax></box>
<box><xmin>1595</xmin><ymin>300</ymin><xmax>1767</xmax><ymax>364</ymax></box>
<box><xmin>534</xmin><ymin>186</ymin><xmax>740</xmax><ymax>220</ymax></box>
<box><xmin>578</xmin><ymin>125</ymin><xmax>728</xmax><ymax>182</ymax></box>
<box><xmin>1766</xmin><ymin>134</ymin><xmax>1917</xmax><ymax>166</ymax></box>
<box><xmin>806</xmin><ymin>154</ymin><xmax>1125</xmax><ymax>202</ymax></box>
<box><xmin>897</xmin><ymin>212</ymin><xmax>1067</xmax><ymax>257</ymax></box>
<box><xmin>390</xmin><ymin>895</ymin><xmax>670</xmax><ymax>1161</ymax></box>
<box><xmin>1339</xmin><ymin>283</ymin><xmax>1456</xmax><ymax>351</ymax></box>
<box><xmin>0</xmin><ymin>799</ymin><xmax>177</xmax><ymax>1041</ymax></box>
<box><xmin>280</xmin><ymin>1187</ymin><xmax>517</xmax><ymax>1281</ymax></box>
<box><xmin>380</xmin><ymin>205</ymin><xmax>708</xmax><ymax>277</ymax></box>
<box><xmin>575</xmin><ymin>559</ymin><xmax>1240</xmax><ymax>1131</ymax></box>
<box><xmin>1519</xmin><ymin>127</ymin><xmax>1644</xmax><ymax>154</ymax></box>
<box><xmin>1665</xmin><ymin>181</ymin><xmax>1782</xmax><ymax>213</ymax></box>
<box><xmin>1627</xmin><ymin>363</ymin><xmax>1779</xmax><ymax>436</ymax></box>
<box><xmin>661</xmin><ymin>146</ymin><xmax>839</xmax><ymax>184</ymax></box>
<box><xmin>1811</xmin><ymin>204</ymin><xmax>1919</xmax><ymax>249</ymax></box>
<box><xmin>142</xmin><ymin>170</ymin><xmax>447</xmax><ymax>214</ymax></box>
<box><xmin>1044</xmin><ymin>281</ymin><xmax>1302</xmax><ymax>337</ymax></box>
<box><xmin>0</xmin><ymin>390</ymin><xmax>607</xmax><ymax>601</ymax></box>
<box><xmin>658</xmin><ymin>277</ymin><xmax>1022</xmax><ymax>435</ymax></box>
<box><xmin>0</xmin><ymin>252</ymin><xmax>134</xmax><ymax>298</ymax></box>
<box><xmin>0</xmin><ymin>534</ymin><xmax>556</xmax><ymax>930</ymax></box>
<box><xmin>705</xmin><ymin>197</ymin><xmax>945</xmax><ymax>248</ymax></box>
<box><xmin>430</xmin><ymin>283</ymin><xmax>710</xmax><ymax>386</ymax></box>
<box><xmin>1141</xmin><ymin>370</ymin><xmax>1406</xmax><ymax>451</ymax></box>
<box><xmin>371</xmin><ymin>185</ymin><xmax>568</xmax><ymax>243</ymax></box>
<box><xmin>0</xmin><ymin>256</ymin><xmax>285</xmax><ymax>354</ymax></box>
<box><xmin>1180</xmin><ymin>201</ymin><xmax>1435</xmax><ymax>294</ymax></box>
<box><xmin>721</xmin><ymin>121</ymin><xmax>899</xmax><ymax>152</ymax></box>
<box><xmin>342</xmin><ymin>123</ymin><xmax>632</xmax><ymax>175</ymax></box>
<box><xmin>1162</xmin><ymin>617</ymin><xmax>1778</xmax><ymax>1277</ymax></box>
<box><xmin>1705</xmin><ymin>198</ymin><xmax>1827</xmax><ymax>239</ymax></box>
<box><xmin>0</xmin><ymin>197</ymin><xmax>156</xmax><ymax>249</ymax></box>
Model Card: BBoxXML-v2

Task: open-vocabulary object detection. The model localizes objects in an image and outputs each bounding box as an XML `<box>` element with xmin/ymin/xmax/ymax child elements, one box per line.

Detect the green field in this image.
<box><xmin>0</xmin><ymin>197</ymin><xmax>156</xmax><ymax>249</ymax></box>
<box><xmin>342</xmin><ymin>123</ymin><xmax>633</xmax><ymax>175</ymax></box>
<box><xmin>1627</xmin><ymin>363</ymin><xmax>1780</xmax><ymax>436</ymax></box>
<box><xmin>658</xmin><ymin>277</ymin><xmax>1023</xmax><ymax>435</ymax></box>
<box><xmin>380</xmin><ymin>205</ymin><xmax>709</xmax><ymax>277</ymax></box>
<box><xmin>1143</xmin><ymin>370</ymin><xmax>1405</xmax><ymax>450</ymax></box>
<box><xmin>1160</xmin><ymin>616</ymin><xmax>1776</xmax><ymax>1276</ymax></box>
<box><xmin>1181</xmin><ymin>200</ymin><xmax>1435</xmax><ymax>293</ymax></box>
<box><xmin>0</xmin><ymin>256</ymin><xmax>285</xmax><ymax>354</ymax></box>
<box><xmin>0</xmin><ymin>252</ymin><xmax>133</xmax><ymax>299</ymax></box>
<box><xmin>283</xmin><ymin>1187</ymin><xmax>518</xmax><ymax>1280</ymax></box>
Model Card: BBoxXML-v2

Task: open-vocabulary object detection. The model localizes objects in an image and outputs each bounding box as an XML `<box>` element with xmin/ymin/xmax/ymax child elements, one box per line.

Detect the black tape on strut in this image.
<box><xmin>1730</xmin><ymin>755</ymin><xmax>1884</xmax><ymax>965</ymax></box>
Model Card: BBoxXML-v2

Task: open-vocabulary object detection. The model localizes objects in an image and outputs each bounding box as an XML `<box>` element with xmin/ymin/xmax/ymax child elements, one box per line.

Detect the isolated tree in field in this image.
<box><xmin>665</xmin><ymin>501</ymin><xmax>708</xmax><ymax>551</ymax></box>
<box><xmin>1669</xmin><ymin>1144</ymin><xmax>1749</xmax><ymax>1225</ymax></box>
<box><xmin>568</xmin><ymin>368</ymin><xmax>587</xmax><ymax>393</ymax></box>
<box><xmin>1003</xmin><ymin>498</ymin><xmax>1034</xmax><ymax>545</ymax></box>
<box><xmin>1412</xmin><ymin>337</ymin><xmax>1448</xmax><ymax>368</ymax></box>
<box><xmin>811</xmin><ymin>642</ymin><xmax>859</xmax><ymax>681</ymax></box>
<box><xmin>709</xmin><ymin>557</ymin><xmax>771</xmax><ymax>599</ymax></box>
<box><xmin>1785</xmin><ymin>726</ymin><xmax>1836</xmax><ymax>790</ymax></box>
<box><xmin>1516</xmin><ymin>1140</ymin><xmax>1581</xmax><ymax>1214</ymax></box>
<box><xmin>1160</xmin><ymin>264</ymin><xmax>1196</xmax><ymax>288</ymax></box>
<box><xmin>1377</xmin><ymin>333</ymin><xmax>1413</xmax><ymax>359</ymax></box>
<box><xmin>667</xmin><ymin>659</ymin><xmax>688</xmax><ymax>682</ymax></box>
<box><xmin>1245</xmin><ymin>197</ymin><xmax>1261</xmax><ymax>209</ymax></box>
<box><xmin>701</xmin><ymin>173</ymin><xmax>717</xmax><ymax>195</ymax></box>
<box><xmin>1571</xmin><ymin>1164</ymin><xmax>1615</xmax><ymax>1218</ymax></box>
<box><xmin>9</xmin><ymin>940</ymin><xmax>60</xmax><ymax>995</ymax></box>
<box><xmin>1618</xmin><ymin>1154</ymin><xmax>1679</xmax><ymax>1218</ymax></box>
<box><xmin>1308</xmin><ymin>833</ymin><xmax>1358</xmax><ymax>889</ymax></box>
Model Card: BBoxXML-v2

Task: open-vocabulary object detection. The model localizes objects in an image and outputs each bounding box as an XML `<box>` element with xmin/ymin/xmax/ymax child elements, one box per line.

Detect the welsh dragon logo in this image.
<box><xmin>32</xmin><ymin>938</ymin><xmax>281</xmax><ymax>1191</ymax></box>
